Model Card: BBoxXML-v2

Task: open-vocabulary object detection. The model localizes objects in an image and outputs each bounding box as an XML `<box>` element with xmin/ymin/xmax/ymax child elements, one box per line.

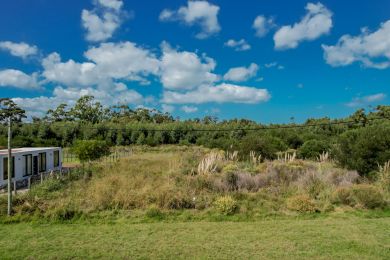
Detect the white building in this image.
<box><xmin>0</xmin><ymin>147</ymin><xmax>62</xmax><ymax>188</ymax></box>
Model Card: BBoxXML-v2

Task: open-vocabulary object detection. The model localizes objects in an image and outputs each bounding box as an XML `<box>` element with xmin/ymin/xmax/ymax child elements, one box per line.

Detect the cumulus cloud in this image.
<box><xmin>85</xmin><ymin>42</ymin><xmax>160</xmax><ymax>79</ymax></box>
<box><xmin>0</xmin><ymin>41</ymin><xmax>38</xmax><ymax>58</ymax></box>
<box><xmin>82</xmin><ymin>0</ymin><xmax>125</xmax><ymax>42</ymax></box>
<box><xmin>159</xmin><ymin>1</ymin><xmax>221</xmax><ymax>39</ymax></box>
<box><xmin>162</xmin><ymin>83</ymin><xmax>270</xmax><ymax>104</ymax></box>
<box><xmin>224</xmin><ymin>39</ymin><xmax>251</xmax><ymax>51</ymax></box>
<box><xmin>223</xmin><ymin>63</ymin><xmax>259</xmax><ymax>82</ymax></box>
<box><xmin>42</xmin><ymin>42</ymin><xmax>160</xmax><ymax>88</ymax></box>
<box><xmin>13</xmin><ymin>85</ymin><xmax>145</xmax><ymax>118</ymax></box>
<box><xmin>322</xmin><ymin>20</ymin><xmax>390</xmax><ymax>69</ymax></box>
<box><xmin>159</xmin><ymin>42</ymin><xmax>219</xmax><ymax>90</ymax></box>
<box><xmin>253</xmin><ymin>15</ymin><xmax>275</xmax><ymax>37</ymax></box>
<box><xmin>42</xmin><ymin>52</ymin><xmax>101</xmax><ymax>87</ymax></box>
<box><xmin>0</xmin><ymin>69</ymin><xmax>39</xmax><ymax>89</ymax></box>
<box><xmin>181</xmin><ymin>105</ymin><xmax>198</xmax><ymax>113</ymax></box>
<box><xmin>346</xmin><ymin>93</ymin><xmax>387</xmax><ymax>107</ymax></box>
<box><xmin>274</xmin><ymin>2</ymin><xmax>332</xmax><ymax>50</ymax></box>
<box><xmin>97</xmin><ymin>0</ymin><xmax>123</xmax><ymax>11</ymax></box>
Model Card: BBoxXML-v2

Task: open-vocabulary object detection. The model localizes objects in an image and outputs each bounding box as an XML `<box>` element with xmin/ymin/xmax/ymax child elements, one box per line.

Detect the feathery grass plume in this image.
<box><xmin>277</xmin><ymin>151</ymin><xmax>296</xmax><ymax>163</ymax></box>
<box><xmin>225</xmin><ymin>150</ymin><xmax>238</xmax><ymax>161</ymax></box>
<box><xmin>378</xmin><ymin>160</ymin><xmax>390</xmax><ymax>192</ymax></box>
<box><xmin>317</xmin><ymin>151</ymin><xmax>330</xmax><ymax>163</ymax></box>
<box><xmin>197</xmin><ymin>151</ymin><xmax>225</xmax><ymax>175</ymax></box>
<box><xmin>249</xmin><ymin>151</ymin><xmax>262</xmax><ymax>165</ymax></box>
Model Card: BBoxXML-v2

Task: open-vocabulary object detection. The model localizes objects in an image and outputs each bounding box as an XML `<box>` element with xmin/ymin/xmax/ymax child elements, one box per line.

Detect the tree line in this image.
<box><xmin>0</xmin><ymin>96</ymin><xmax>389</xmax><ymax>175</ymax></box>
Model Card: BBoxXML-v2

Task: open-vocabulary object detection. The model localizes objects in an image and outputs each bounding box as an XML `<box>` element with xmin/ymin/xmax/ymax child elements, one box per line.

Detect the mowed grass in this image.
<box><xmin>1</xmin><ymin>217</ymin><xmax>390</xmax><ymax>259</ymax></box>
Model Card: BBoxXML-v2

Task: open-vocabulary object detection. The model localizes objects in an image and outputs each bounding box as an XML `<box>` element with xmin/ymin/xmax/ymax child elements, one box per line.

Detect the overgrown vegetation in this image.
<box><xmin>1</xmin><ymin>146</ymin><xmax>388</xmax><ymax>222</ymax></box>
<box><xmin>1</xmin><ymin>96</ymin><xmax>389</xmax><ymax>176</ymax></box>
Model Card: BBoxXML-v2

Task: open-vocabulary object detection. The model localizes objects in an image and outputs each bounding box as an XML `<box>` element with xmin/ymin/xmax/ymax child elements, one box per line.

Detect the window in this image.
<box><xmin>24</xmin><ymin>154</ymin><xmax>32</xmax><ymax>176</ymax></box>
<box><xmin>3</xmin><ymin>157</ymin><xmax>15</xmax><ymax>180</ymax></box>
<box><xmin>54</xmin><ymin>150</ymin><xmax>60</xmax><ymax>167</ymax></box>
<box><xmin>38</xmin><ymin>152</ymin><xmax>46</xmax><ymax>173</ymax></box>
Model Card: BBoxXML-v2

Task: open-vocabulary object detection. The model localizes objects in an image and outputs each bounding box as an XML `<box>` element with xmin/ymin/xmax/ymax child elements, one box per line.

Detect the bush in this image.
<box><xmin>239</xmin><ymin>134</ymin><xmax>287</xmax><ymax>160</ymax></box>
<box><xmin>157</xmin><ymin>190</ymin><xmax>195</xmax><ymax>210</ymax></box>
<box><xmin>71</xmin><ymin>140</ymin><xmax>110</xmax><ymax>163</ymax></box>
<box><xmin>214</xmin><ymin>196</ymin><xmax>238</xmax><ymax>215</ymax></box>
<box><xmin>225</xmin><ymin>172</ymin><xmax>238</xmax><ymax>191</ymax></box>
<box><xmin>351</xmin><ymin>185</ymin><xmax>384</xmax><ymax>209</ymax></box>
<box><xmin>297</xmin><ymin>140</ymin><xmax>330</xmax><ymax>160</ymax></box>
<box><xmin>332</xmin><ymin>184</ymin><xmax>384</xmax><ymax>209</ymax></box>
<box><xmin>286</xmin><ymin>194</ymin><xmax>316</xmax><ymax>213</ymax></box>
<box><xmin>222</xmin><ymin>163</ymin><xmax>239</xmax><ymax>174</ymax></box>
<box><xmin>335</xmin><ymin>123</ymin><xmax>390</xmax><ymax>175</ymax></box>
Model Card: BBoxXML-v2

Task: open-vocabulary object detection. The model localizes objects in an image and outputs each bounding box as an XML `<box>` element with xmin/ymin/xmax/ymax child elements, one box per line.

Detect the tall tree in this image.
<box><xmin>70</xmin><ymin>95</ymin><xmax>106</xmax><ymax>124</ymax></box>
<box><xmin>0</xmin><ymin>98</ymin><xmax>26</xmax><ymax>215</ymax></box>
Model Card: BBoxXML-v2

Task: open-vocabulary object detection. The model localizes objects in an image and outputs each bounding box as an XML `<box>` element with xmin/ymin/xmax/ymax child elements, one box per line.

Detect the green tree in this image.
<box><xmin>46</xmin><ymin>103</ymin><xmax>72</xmax><ymax>122</ymax></box>
<box><xmin>70</xmin><ymin>96</ymin><xmax>106</xmax><ymax>124</ymax></box>
<box><xmin>297</xmin><ymin>140</ymin><xmax>331</xmax><ymax>159</ymax></box>
<box><xmin>335</xmin><ymin>123</ymin><xmax>390</xmax><ymax>175</ymax></box>
<box><xmin>71</xmin><ymin>140</ymin><xmax>110</xmax><ymax>163</ymax></box>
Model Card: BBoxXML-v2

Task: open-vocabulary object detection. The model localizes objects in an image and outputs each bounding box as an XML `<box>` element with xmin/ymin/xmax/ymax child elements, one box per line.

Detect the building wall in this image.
<box><xmin>0</xmin><ymin>148</ymin><xmax>62</xmax><ymax>187</ymax></box>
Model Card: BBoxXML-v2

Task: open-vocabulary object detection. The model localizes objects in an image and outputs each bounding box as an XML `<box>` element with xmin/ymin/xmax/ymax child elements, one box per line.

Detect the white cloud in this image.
<box><xmin>161</xmin><ymin>104</ymin><xmax>175</xmax><ymax>113</ymax></box>
<box><xmin>159</xmin><ymin>1</ymin><xmax>221</xmax><ymax>39</ymax></box>
<box><xmin>42</xmin><ymin>52</ymin><xmax>101</xmax><ymax>87</ymax></box>
<box><xmin>13</xmin><ymin>84</ymin><xmax>145</xmax><ymax>118</ymax></box>
<box><xmin>274</xmin><ymin>2</ymin><xmax>332</xmax><ymax>50</ymax></box>
<box><xmin>81</xmin><ymin>0</ymin><xmax>125</xmax><ymax>42</ymax></box>
<box><xmin>0</xmin><ymin>41</ymin><xmax>38</xmax><ymax>58</ymax></box>
<box><xmin>223</xmin><ymin>63</ymin><xmax>259</xmax><ymax>82</ymax></box>
<box><xmin>162</xmin><ymin>83</ymin><xmax>270</xmax><ymax>104</ymax></box>
<box><xmin>159</xmin><ymin>42</ymin><xmax>219</xmax><ymax>90</ymax></box>
<box><xmin>322</xmin><ymin>20</ymin><xmax>390</xmax><ymax>69</ymax></box>
<box><xmin>85</xmin><ymin>42</ymin><xmax>160</xmax><ymax>79</ymax></box>
<box><xmin>97</xmin><ymin>0</ymin><xmax>123</xmax><ymax>11</ymax></box>
<box><xmin>346</xmin><ymin>93</ymin><xmax>387</xmax><ymax>107</ymax></box>
<box><xmin>181</xmin><ymin>105</ymin><xmax>198</xmax><ymax>113</ymax></box>
<box><xmin>253</xmin><ymin>15</ymin><xmax>275</xmax><ymax>37</ymax></box>
<box><xmin>42</xmin><ymin>42</ymin><xmax>160</xmax><ymax>88</ymax></box>
<box><xmin>0</xmin><ymin>69</ymin><xmax>39</xmax><ymax>89</ymax></box>
<box><xmin>224</xmin><ymin>39</ymin><xmax>251</xmax><ymax>51</ymax></box>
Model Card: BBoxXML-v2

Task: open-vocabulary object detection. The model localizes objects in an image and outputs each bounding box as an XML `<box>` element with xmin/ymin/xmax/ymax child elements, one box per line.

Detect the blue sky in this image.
<box><xmin>0</xmin><ymin>0</ymin><xmax>389</xmax><ymax>123</ymax></box>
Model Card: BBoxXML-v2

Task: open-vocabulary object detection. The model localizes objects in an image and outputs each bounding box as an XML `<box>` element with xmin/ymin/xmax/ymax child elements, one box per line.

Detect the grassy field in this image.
<box><xmin>1</xmin><ymin>217</ymin><xmax>389</xmax><ymax>259</ymax></box>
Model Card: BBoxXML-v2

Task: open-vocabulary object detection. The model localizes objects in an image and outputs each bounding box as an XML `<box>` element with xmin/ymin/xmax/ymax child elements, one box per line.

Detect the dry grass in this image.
<box><xmin>2</xmin><ymin>145</ymin><xmax>387</xmax><ymax>220</ymax></box>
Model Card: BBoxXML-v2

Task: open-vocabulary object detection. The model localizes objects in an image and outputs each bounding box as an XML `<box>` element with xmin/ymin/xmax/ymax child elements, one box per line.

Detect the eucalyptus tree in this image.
<box><xmin>0</xmin><ymin>98</ymin><xmax>26</xmax><ymax>215</ymax></box>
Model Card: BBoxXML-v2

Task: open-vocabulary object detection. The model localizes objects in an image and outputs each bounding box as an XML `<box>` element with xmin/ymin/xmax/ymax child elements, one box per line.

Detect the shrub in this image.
<box><xmin>297</xmin><ymin>140</ymin><xmax>330</xmax><ymax>160</ymax></box>
<box><xmin>222</xmin><ymin>163</ymin><xmax>239</xmax><ymax>174</ymax></box>
<box><xmin>239</xmin><ymin>134</ymin><xmax>287</xmax><ymax>160</ymax></box>
<box><xmin>335</xmin><ymin>123</ymin><xmax>390</xmax><ymax>175</ymax></box>
<box><xmin>214</xmin><ymin>196</ymin><xmax>238</xmax><ymax>215</ymax></box>
<box><xmin>71</xmin><ymin>140</ymin><xmax>110</xmax><ymax>163</ymax></box>
<box><xmin>351</xmin><ymin>185</ymin><xmax>384</xmax><ymax>209</ymax></box>
<box><xmin>157</xmin><ymin>190</ymin><xmax>195</xmax><ymax>210</ymax></box>
<box><xmin>332</xmin><ymin>187</ymin><xmax>354</xmax><ymax>206</ymax></box>
<box><xmin>332</xmin><ymin>184</ymin><xmax>384</xmax><ymax>209</ymax></box>
<box><xmin>286</xmin><ymin>194</ymin><xmax>316</xmax><ymax>213</ymax></box>
<box><xmin>225</xmin><ymin>172</ymin><xmax>238</xmax><ymax>191</ymax></box>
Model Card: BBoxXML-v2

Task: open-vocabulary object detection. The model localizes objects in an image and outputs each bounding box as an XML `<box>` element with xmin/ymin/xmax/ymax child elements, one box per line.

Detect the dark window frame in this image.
<box><xmin>3</xmin><ymin>157</ymin><xmax>15</xmax><ymax>180</ymax></box>
<box><xmin>53</xmin><ymin>150</ymin><xmax>60</xmax><ymax>167</ymax></box>
<box><xmin>38</xmin><ymin>152</ymin><xmax>46</xmax><ymax>173</ymax></box>
<box><xmin>24</xmin><ymin>154</ymin><xmax>32</xmax><ymax>176</ymax></box>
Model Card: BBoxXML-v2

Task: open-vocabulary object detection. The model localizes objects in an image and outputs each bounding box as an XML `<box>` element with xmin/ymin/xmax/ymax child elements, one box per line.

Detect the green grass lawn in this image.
<box><xmin>1</xmin><ymin>217</ymin><xmax>389</xmax><ymax>259</ymax></box>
